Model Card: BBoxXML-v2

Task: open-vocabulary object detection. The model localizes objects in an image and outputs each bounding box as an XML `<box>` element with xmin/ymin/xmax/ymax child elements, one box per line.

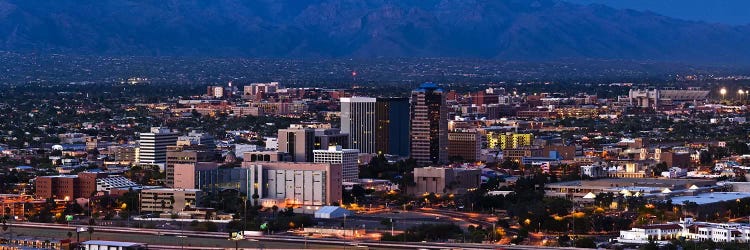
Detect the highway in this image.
<box><xmin>5</xmin><ymin>222</ymin><xmax>589</xmax><ymax>250</ymax></box>
<box><xmin>415</xmin><ymin>208</ymin><xmax>499</xmax><ymax>228</ymax></box>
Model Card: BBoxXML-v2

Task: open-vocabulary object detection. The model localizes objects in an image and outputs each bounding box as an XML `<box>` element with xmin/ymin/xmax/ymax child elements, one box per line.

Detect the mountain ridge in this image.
<box><xmin>1</xmin><ymin>0</ymin><xmax>749</xmax><ymax>64</ymax></box>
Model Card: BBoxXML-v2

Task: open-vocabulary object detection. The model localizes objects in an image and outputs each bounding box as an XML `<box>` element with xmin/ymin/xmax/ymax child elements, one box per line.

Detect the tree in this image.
<box><xmin>271</xmin><ymin>205</ymin><xmax>279</xmax><ymax>218</ymax></box>
<box><xmin>500</xmin><ymin>159</ymin><xmax>520</xmax><ymax>170</ymax></box>
<box><xmin>641</xmin><ymin>239</ymin><xmax>659</xmax><ymax>250</ymax></box>
<box><xmin>251</xmin><ymin>193</ymin><xmax>260</xmax><ymax>207</ymax></box>
<box><xmin>64</xmin><ymin>202</ymin><xmax>85</xmax><ymax>214</ymax></box>
<box><xmin>727</xmin><ymin>141</ymin><xmax>750</xmax><ymax>155</ymax></box>
<box><xmin>652</xmin><ymin>162</ymin><xmax>669</xmax><ymax>175</ymax></box>
<box><xmin>1</xmin><ymin>216</ymin><xmax>9</xmax><ymax>233</ymax></box>
<box><xmin>558</xmin><ymin>234</ymin><xmax>571</xmax><ymax>246</ymax></box>
<box><xmin>574</xmin><ymin>237</ymin><xmax>596</xmax><ymax>248</ymax></box>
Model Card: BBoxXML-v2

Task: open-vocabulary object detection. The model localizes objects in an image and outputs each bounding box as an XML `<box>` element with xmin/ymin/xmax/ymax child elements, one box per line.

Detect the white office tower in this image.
<box><xmin>314</xmin><ymin>145</ymin><xmax>360</xmax><ymax>183</ymax></box>
<box><xmin>138</xmin><ymin>127</ymin><xmax>178</xmax><ymax>166</ymax></box>
<box><xmin>340</xmin><ymin>97</ymin><xmax>376</xmax><ymax>153</ymax></box>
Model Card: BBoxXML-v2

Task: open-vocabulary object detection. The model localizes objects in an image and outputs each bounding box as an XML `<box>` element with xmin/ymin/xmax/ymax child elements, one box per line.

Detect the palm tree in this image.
<box><xmin>271</xmin><ymin>205</ymin><xmax>279</xmax><ymax>218</ymax></box>
<box><xmin>252</xmin><ymin>193</ymin><xmax>260</xmax><ymax>207</ymax></box>
<box><xmin>1</xmin><ymin>216</ymin><xmax>9</xmax><ymax>237</ymax></box>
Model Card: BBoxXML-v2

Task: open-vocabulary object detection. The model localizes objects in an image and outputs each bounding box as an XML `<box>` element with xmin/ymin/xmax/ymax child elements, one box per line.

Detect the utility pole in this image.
<box><xmin>242</xmin><ymin>196</ymin><xmax>247</xmax><ymax>233</ymax></box>
<box><xmin>391</xmin><ymin>218</ymin><xmax>394</xmax><ymax>236</ymax></box>
<box><xmin>176</xmin><ymin>235</ymin><xmax>186</xmax><ymax>250</ymax></box>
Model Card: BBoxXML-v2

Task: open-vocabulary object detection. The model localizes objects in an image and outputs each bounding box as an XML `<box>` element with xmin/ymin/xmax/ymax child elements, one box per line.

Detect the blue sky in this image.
<box><xmin>566</xmin><ymin>0</ymin><xmax>750</xmax><ymax>25</ymax></box>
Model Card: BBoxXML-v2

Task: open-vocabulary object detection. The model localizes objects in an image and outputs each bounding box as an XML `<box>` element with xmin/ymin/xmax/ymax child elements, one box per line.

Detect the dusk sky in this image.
<box><xmin>567</xmin><ymin>0</ymin><xmax>750</xmax><ymax>25</ymax></box>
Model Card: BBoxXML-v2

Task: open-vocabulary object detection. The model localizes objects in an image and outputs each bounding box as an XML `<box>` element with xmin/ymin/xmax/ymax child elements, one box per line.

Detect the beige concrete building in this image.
<box><xmin>277</xmin><ymin>126</ymin><xmax>315</xmax><ymax>162</ymax></box>
<box><xmin>165</xmin><ymin>149</ymin><xmax>217</xmax><ymax>188</ymax></box>
<box><xmin>140</xmin><ymin>188</ymin><xmax>202</xmax><ymax>213</ymax></box>
<box><xmin>243</xmin><ymin>151</ymin><xmax>290</xmax><ymax>162</ymax></box>
<box><xmin>240</xmin><ymin>162</ymin><xmax>343</xmax><ymax>207</ymax></box>
<box><xmin>411</xmin><ymin>167</ymin><xmax>481</xmax><ymax>195</ymax></box>
<box><xmin>172</xmin><ymin>162</ymin><xmax>220</xmax><ymax>189</ymax></box>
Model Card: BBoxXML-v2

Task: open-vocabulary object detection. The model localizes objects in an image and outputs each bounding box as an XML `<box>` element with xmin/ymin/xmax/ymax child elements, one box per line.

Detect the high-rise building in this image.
<box><xmin>375</xmin><ymin>97</ymin><xmax>410</xmax><ymax>156</ymax></box>
<box><xmin>340</xmin><ymin>97</ymin><xmax>377</xmax><ymax>153</ymax></box>
<box><xmin>410</xmin><ymin>83</ymin><xmax>448</xmax><ymax>165</ymax></box>
<box><xmin>447</xmin><ymin>130</ymin><xmax>481</xmax><ymax>162</ymax></box>
<box><xmin>138</xmin><ymin>127</ymin><xmax>178</xmax><ymax>166</ymax></box>
<box><xmin>277</xmin><ymin>125</ymin><xmax>315</xmax><ymax>162</ymax></box>
<box><xmin>314</xmin><ymin>145</ymin><xmax>359</xmax><ymax>183</ymax></box>
<box><xmin>340</xmin><ymin>97</ymin><xmax>409</xmax><ymax>156</ymax></box>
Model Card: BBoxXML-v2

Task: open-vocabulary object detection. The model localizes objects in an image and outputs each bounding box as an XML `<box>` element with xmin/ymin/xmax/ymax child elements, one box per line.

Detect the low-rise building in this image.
<box><xmin>580</xmin><ymin>165</ymin><xmax>608</xmax><ymax>179</ymax></box>
<box><xmin>618</xmin><ymin>218</ymin><xmax>750</xmax><ymax>244</ymax></box>
<box><xmin>35</xmin><ymin>172</ymin><xmax>109</xmax><ymax>199</ymax></box>
<box><xmin>139</xmin><ymin>188</ymin><xmax>202</xmax><ymax>213</ymax></box>
<box><xmin>96</xmin><ymin>176</ymin><xmax>139</xmax><ymax>193</ymax></box>
<box><xmin>411</xmin><ymin>167</ymin><xmax>481</xmax><ymax>195</ymax></box>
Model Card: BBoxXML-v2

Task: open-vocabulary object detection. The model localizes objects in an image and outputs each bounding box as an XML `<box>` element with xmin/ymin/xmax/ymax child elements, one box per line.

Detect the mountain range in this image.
<box><xmin>1</xmin><ymin>0</ymin><xmax>749</xmax><ymax>64</ymax></box>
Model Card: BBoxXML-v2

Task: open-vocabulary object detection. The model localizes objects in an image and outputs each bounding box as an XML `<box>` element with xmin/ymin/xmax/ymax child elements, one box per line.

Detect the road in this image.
<box><xmin>416</xmin><ymin>208</ymin><xmax>499</xmax><ymax>228</ymax></box>
<box><xmin>4</xmin><ymin>222</ymin><xmax>591</xmax><ymax>250</ymax></box>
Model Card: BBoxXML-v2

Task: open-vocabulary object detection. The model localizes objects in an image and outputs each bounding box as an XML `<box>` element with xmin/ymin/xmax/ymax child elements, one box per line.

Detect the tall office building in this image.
<box><xmin>375</xmin><ymin>97</ymin><xmax>410</xmax><ymax>156</ymax></box>
<box><xmin>138</xmin><ymin>127</ymin><xmax>179</xmax><ymax>166</ymax></box>
<box><xmin>277</xmin><ymin>125</ymin><xmax>315</xmax><ymax>162</ymax></box>
<box><xmin>340</xmin><ymin>97</ymin><xmax>377</xmax><ymax>153</ymax></box>
<box><xmin>410</xmin><ymin>83</ymin><xmax>448</xmax><ymax>165</ymax></box>
<box><xmin>341</xmin><ymin>97</ymin><xmax>409</xmax><ymax>156</ymax></box>
<box><xmin>447</xmin><ymin>130</ymin><xmax>481</xmax><ymax>162</ymax></box>
<box><xmin>314</xmin><ymin>145</ymin><xmax>359</xmax><ymax>183</ymax></box>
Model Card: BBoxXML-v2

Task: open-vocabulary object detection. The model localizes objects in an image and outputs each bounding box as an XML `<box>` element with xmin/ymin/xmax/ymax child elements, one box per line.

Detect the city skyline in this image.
<box><xmin>2</xmin><ymin>1</ymin><xmax>750</xmax><ymax>249</ymax></box>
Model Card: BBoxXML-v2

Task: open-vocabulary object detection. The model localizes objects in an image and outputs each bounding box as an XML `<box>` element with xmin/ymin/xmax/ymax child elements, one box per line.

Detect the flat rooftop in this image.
<box><xmin>546</xmin><ymin>178</ymin><xmax>716</xmax><ymax>190</ymax></box>
<box><xmin>82</xmin><ymin>240</ymin><xmax>146</xmax><ymax>247</ymax></box>
<box><xmin>671</xmin><ymin>192</ymin><xmax>750</xmax><ymax>205</ymax></box>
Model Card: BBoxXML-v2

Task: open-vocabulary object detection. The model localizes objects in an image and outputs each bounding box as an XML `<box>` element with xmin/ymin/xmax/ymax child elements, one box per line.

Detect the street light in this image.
<box><xmin>720</xmin><ymin>87</ymin><xmax>727</xmax><ymax>102</ymax></box>
<box><xmin>247</xmin><ymin>239</ymin><xmax>259</xmax><ymax>250</ymax></box>
<box><xmin>176</xmin><ymin>235</ymin><xmax>186</xmax><ymax>250</ymax></box>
